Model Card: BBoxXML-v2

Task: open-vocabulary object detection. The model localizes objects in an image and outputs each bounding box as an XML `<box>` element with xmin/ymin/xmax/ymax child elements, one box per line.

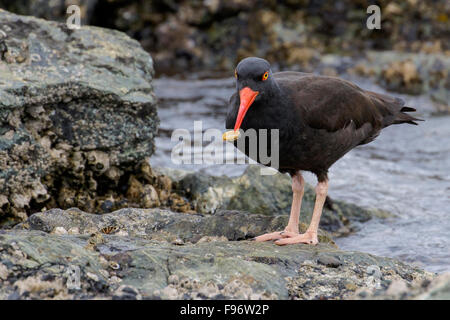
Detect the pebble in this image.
<box><xmin>366</xmin><ymin>265</ymin><xmax>382</xmax><ymax>279</ymax></box>
<box><xmin>204</xmin><ymin>253</ymin><xmax>214</xmax><ymax>260</ymax></box>
<box><xmin>317</xmin><ymin>255</ymin><xmax>342</xmax><ymax>268</ymax></box>
<box><xmin>109</xmin><ymin>276</ymin><xmax>122</xmax><ymax>284</ymax></box>
<box><xmin>116</xmin><ymin>230</ymin><xmax>129</xmax><ymax>237</ymax></box>
<box><xmin>98</xmin><ymin>256</ymin><xmax>109</xmax><ymax>267</ymax></box>
<box><xmin>86</xmin><ymin>272</ymin><xmax>99</xmax><ymax>282</ymax></box>
<box><xmin>0</xmin><ymin>263</ymin><xmax>8</xmax><ymax>280</ymax></box>
<box><xmin>168</xmin><ymin>274</ymin><xmax>179</xmax><ymax>285</ymax></box>
<box><xmin>344</xmin><ymin>282</ymin><xmax>358</xmax><ymax>291</ymax></box>
<box><xmin>365</xmin><ymin>276</ymin><xmax>382</xmax><ymax>289</ymax></box>
<box><xmin>161</xmin><ymin>285</ymin><xmax>179</xmax><ymax>299</ymax></box>
<box><xmin>197</xmin><ymin>281</ymin><xmax>220</xmax><ymax>298</ymax></box>
<box><xmin>68</xmin><ymin>227</ymin><xmax>80</xmax><ymax>235</ymax></box>
<box><xmin>386</xmin><ymin>280</ymin><xmax>408</xmax><ymax>296</ymax></box>
<box><xmin>98</xmin><ymin>269</ymin><xmax>109</xmax><ymax>278</ymax></box>
<box><xmin>301</xmin><ymin>260</ymin><xmax>315</xmax><ymax>266</ymax></box>
<box><xmin>197</xmin><ymin>236</ymin><xmax>228</xmax><ymax>243</ymax></box>
<box><xmin>53</xmin><ymin>227</ymin><xmax>68</xmax><ymax>235</ymax></box>
<box><xmin>223</xmin><ymin>279</ymin><xmax>253</xmax><ymax>299</ymax></box>
<box><xmin>171</xmin><ymin>238</ymin><xmax>184</xmax><ymax>245</ymax></box>
<box><xmin>113</xmin><ymin>285</ymin><xmax>140</xmax><ymax>300</ymax></box>
<box><xmin>109</xmin><ymin>261</ymin><xmax>120</xmax><ymax>270</ymax></box>
<box><xmin>12</xmin><ymin>250</ymin><xmax>26</xmax><ymax>259</ymax></box>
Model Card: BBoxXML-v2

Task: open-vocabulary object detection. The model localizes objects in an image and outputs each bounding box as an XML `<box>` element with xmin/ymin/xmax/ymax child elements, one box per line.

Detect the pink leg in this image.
<box><xmin>275</xmin><ymin>179</ymin><xmax>329</xmax><ymax>245</ymax></box>
<box><xmin>254</xmin><ymin>172</ymin><xmax>304</xmax><ymax>242</ymax></box>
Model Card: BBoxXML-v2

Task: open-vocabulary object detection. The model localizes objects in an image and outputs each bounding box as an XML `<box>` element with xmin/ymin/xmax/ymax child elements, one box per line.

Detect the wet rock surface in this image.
<box><xmin>0</xmin><ymin>208</ymin><xmax>434</xmax><ymax>300</ymax></box>
<box><xmin>353</xmin><ymin>272</ymin><xmax>450</xmax><ymax>300</ymax></box>
<box><xmin>16</xmin><ymin>207</ymin><xmax>336</xmax><ymax>245</ymax></box>
<box><xmin>161</xmin><ymin>165</ymin><xmax>391</xmax><ymax>236</ymax></box>
<box><xmin>0</xmin><ymin>10</ymin><xmax>163</xmax><ymax>224</ymax></box>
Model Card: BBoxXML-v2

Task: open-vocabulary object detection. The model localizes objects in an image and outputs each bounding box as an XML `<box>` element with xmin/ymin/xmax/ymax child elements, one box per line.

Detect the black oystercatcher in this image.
<box><xmin>224</xmin><ymin>57</ymin><xmax>421</xmax><ymax>245</ymax></box>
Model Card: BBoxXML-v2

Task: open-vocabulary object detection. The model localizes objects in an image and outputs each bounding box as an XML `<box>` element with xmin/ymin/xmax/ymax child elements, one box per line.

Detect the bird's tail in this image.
<box><xmin>393</xmin><ymin>106</ymin><xmax>423</xmax><ymax>125</ymax></box>
<box><xmin>367</xmin><ymin>91</ymin><xmax>424</xmax><ymax>127</ymax></box>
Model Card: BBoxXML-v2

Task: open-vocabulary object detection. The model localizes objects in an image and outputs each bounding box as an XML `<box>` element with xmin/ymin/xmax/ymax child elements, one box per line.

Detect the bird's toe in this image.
<box><xmin>274</xmin><ymin>233</ymin><xmax>318</xmax><ymax>246</ymax></box>
<box><xmin>253</xmin><ymin>231</ymin><xmax>285</xmax><ymax>242</ymax></box>
<box><xmin>280</xmin><ymin>231</ymin><xmax>299</xmax><ymax>238</ymax></box>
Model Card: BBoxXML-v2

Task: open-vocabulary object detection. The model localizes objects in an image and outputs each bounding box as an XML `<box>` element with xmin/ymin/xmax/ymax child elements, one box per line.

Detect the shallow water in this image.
<box><xmin>151</xmin><ymin>76</ymin><xmax>450</xmax><ymax>274</ymax></box>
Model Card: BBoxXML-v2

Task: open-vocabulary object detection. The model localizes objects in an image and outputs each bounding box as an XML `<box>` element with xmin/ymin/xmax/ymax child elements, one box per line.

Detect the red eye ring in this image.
<box><xmin>262</xmin><ymin>71</ymin><xmax>269</xmax><ymax>81</ymax></box>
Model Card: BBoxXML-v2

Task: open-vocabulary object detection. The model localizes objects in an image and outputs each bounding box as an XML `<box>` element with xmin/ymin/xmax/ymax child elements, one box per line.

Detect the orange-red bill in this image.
<box><xmin>234</xmin><ymin>87</ymin><xmax>259</xmax><ymax>132</ymax></box>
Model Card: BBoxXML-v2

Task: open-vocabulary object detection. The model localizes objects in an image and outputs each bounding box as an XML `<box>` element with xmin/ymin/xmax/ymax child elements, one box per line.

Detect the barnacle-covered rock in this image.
<box><xmin>0</xmin><ymin>210</ymin><xmax>434</xmax><ymax>300</ymax></box>
<box><xmin>351</xmin><ymin>51</ymin><xmax>450</xmax><ymax>110</ymax></box>
<box><xmin>0</xmin><ymin>9</ymin><xmax>159</xmax><ymax>224</ymax></box>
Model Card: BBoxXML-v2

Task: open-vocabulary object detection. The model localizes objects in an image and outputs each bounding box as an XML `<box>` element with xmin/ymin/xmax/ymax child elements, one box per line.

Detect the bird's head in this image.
<box><xmin>233</xmin><ymin>57</ymin><xmax>274</xmax><ymax>132</ymax></box>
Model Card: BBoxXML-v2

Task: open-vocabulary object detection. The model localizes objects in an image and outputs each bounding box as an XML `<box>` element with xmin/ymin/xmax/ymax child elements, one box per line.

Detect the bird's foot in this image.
<box><xmin>274</xmin><ymin>231</ymin><xmax>318</xmax><ymax>246</ymax></box>
<box><xmin>252</xmin><ymin>228</ymin><xmax>299</xmax><ymax>242</ymax></box>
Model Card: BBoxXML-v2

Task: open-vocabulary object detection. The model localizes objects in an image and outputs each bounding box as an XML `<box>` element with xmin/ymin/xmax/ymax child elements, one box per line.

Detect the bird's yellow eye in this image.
<box><xmin>262</xmin><ymin>71</ymin><xmax>269</xmax><ymax>81</ymax></box>
<box><xmin>235</xmin><ymin>69</ymin><xmax>238</xmax><ymax>79</ymax></box>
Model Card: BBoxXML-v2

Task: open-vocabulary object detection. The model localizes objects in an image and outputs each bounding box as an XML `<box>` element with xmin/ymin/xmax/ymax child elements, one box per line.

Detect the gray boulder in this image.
<box><xmin>0</xmin><ymin>9</ymin><xmax>158</xmax><ymax>223</ymax></box>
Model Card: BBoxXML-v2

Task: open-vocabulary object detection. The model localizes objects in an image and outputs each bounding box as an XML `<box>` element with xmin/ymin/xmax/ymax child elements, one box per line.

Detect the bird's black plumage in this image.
<box><xmin>226</xmin><ymin>57</ymin><xmax>421</xmax><ymax>181</ymax></box>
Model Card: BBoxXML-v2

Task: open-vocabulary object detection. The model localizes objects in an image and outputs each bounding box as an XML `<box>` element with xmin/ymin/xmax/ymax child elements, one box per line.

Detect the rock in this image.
<box><xmin>351</xmin><ymin>51</ymin><xmax>450</xmax><ymax>111</ymax></box>
<box><xmin>416</xmin><ymin>273</ymin><xmax>450</xmax><ymax>300</ymax></box>
<box><xmin>0</xmin><ymin>224</ymin><xmax>432</xmax><ymax>300</ymax></box>
<box><xmin>382</xmin><ymin>60</ymin><xmax>422</xmax><ymax>94</ymax></box>
<box><xmin>366</xmin><ymin>265</ymin><xmax>382</xmax><ymax>279</ymax></box>
<box><xmin>0</xmin><ymin>9</ymin><xmax>159</xmax><ymax>224</ymax></box>
<box><xmin>354</xmin><ymin>272</ymin><xmax>450</xmax><ymax>300</ymax></box>
<box><xmin>12</xmin><ymin>275</ymin><xmax>68</xmax><ymax>299</ymax></box>
<box><xmin>15</xmin><ymin>207</ymin><xmax>336</xmax><ymax>245</ymax></box>
<box><xmin>385</xmin><ymin>279</ymin><xmax>409</xmax><ymax>296</ymax></box>
<box><xmin>113</xmin><ymin>285</ymin><xmax>142</xmax><ymax>300</ymax></box>
<box><xmin>317</xmin><ymin>255</ymin><xmax>342</xmax><ymax>268</ymax></box>
<box><xmin>167</xmin><ymin>274</ymin><xmax>179</xmax><ymax>286</ymax></box>
<box><xmin>3</xmin><ymin>1</ymin><xmax>447</xmax><ymax>76</ymax></box>
<box><xmin>167</xmin><ymin>165</ymin><xmax>388</xmax><ymax>236</ymax></box>
<box><xmin>0</xmin><ymin>262</ymin><xmax>8</xmax><ymax>280</ymax></box>
<box><xmin>52</xmin><ymin>227</ymin><xmax>68</xmax><ymax>235</ymax></box>
<box><xmin>86</xmin><ymin>272</ymin><xmax>99</xmax><ymax>282</ymax></box>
